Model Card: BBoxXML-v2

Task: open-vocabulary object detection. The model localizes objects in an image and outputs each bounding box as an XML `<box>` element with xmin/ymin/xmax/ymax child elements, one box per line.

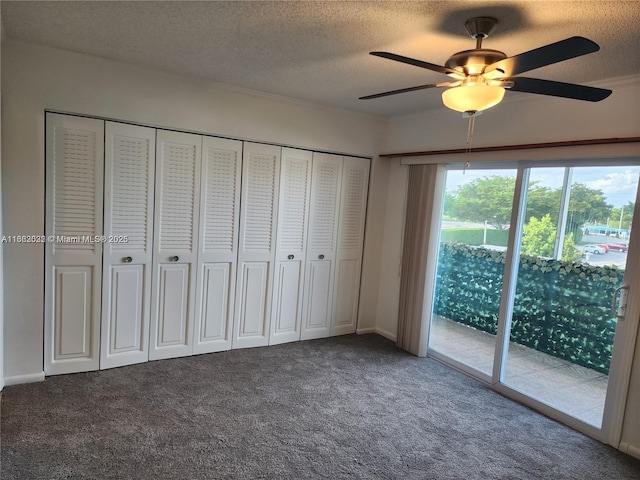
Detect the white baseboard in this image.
<box><xmin>357</xmin><ymin>326</ymin><xmax>397</xmax><ymax>342</ymax></box>
<box><xmin>356</xmin><ymin>327</ymin><xmax>376</xmax><ymax>335</ymax></box>
<box><xmin>619</xmin><ymin>441</ymin><xmax>640</xmax><ymax>459</ymax></box>
<box><xmin>4</xmin><ymin>372</ymin><xmax>45</xmax><ymax>387</ymax></box>
<box><xmin>375</xmin><ymin>327</ymin><xmax>397</xmax><ymax>342</ymax></box>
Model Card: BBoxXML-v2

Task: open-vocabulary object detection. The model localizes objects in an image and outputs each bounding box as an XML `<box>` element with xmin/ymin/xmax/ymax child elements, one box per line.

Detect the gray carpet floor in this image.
<box><xmin>2</xmin><ymin>334</ymin><xmax>639</xmax><ymax>479</ymax></box>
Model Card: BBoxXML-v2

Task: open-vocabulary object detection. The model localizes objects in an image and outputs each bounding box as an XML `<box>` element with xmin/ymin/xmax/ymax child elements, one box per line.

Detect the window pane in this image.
<box><xmin>429</xmin><ymin>168</ymin><xmax>516</xmax><ymax>375</ymax></box>
<box><xmin>503</xmin><ymin>166</ymin><xmax>638</xmax><ymax>427</ymax></box>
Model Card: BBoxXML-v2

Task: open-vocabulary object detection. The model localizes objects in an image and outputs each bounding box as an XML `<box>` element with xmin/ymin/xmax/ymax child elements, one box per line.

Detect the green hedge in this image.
<box><xmin>440</xmin><ymin>228</ymin><xmax>509</xmax><ymax>246</ymax></box>
<box><xmin>433</xmin><ymin>243</ymin><xmax>623</xmax><ymax>374</ymax></box>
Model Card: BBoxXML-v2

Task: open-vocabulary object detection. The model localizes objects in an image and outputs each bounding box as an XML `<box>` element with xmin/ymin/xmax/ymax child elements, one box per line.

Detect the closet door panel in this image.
<box><xmin>157</xmin><ymin>264</ymin><xmax>189</xmax><ymax>345</ymax></box>
<box><xmin>109</xmin><ymin>266</ymin><xmax>143</xmax><ymax>352</ymax></box>
<box><xmin>332</xmin><ymin>157</ymin><xmax>370</xmax><ymax>336</ymax></box>
<box><xmin>150</xmin><ymin>131</ymin><xmax>201</xmax><ymax>360</ymax></box>
<box><xmin>271</xmin><ymin>261</ymin><xmax>303</xmax><ymax>337</ymax></box>
<box><xmin>45</xmin><ymin>113</ymin><xmax>104</xmax><ymax>375</ymax></box>
<box><xmin>270</xmin><ymin>148</ymin><xmax>312</xmax><ymax>345</ymax></box>
<box><xmin>101</xmin><ymin>122</ymin><xmax>156</xmax><ymax>369</ymax></box>
<box><xmin>54</xmin><ymin>267</ymin><xmax>94</xmax><ymax>358</ymax></box>
<box><xmin>193</xmin><ymin>137</ymin><xmax>242</xmax><ymax>354</ymax></box>
<box><xmin>233</xmin><ymin>142</ymin><xmax>281</xmax><ymax>349</ymax></box>
<box><xmin>198</xmin><ymin>263</ymin><xmax>231</xmax><ymax>341</ymax></box>
<box><xmin>304</xmin><ymin>260</ymin><xmax>333</xmax><ymax>331</ymax></box>
<box><xmin>301</xmin><ymin>153</ymin><xmax>342</xmax><ymax>340</ymax></box>
<box><xmin>332</xmin><ymin>259</ymin><xmax>361</xmax><ymax>332</ymax></box>
<box><xmin>238</xmin><ymin>262</ymin><xmax>269</xmax><ymax>336</ymax></box>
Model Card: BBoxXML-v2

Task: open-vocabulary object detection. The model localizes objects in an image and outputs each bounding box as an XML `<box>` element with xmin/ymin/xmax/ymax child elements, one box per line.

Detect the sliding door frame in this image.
<box><xmin>491</xmin><ymin>167</ymin><xmax>528</xmax><ymax>387</ymax></box>
<box><xmin>426</xmin><ymin>158</ymin><xmax>640</xmax><ymax>447</ymax></box>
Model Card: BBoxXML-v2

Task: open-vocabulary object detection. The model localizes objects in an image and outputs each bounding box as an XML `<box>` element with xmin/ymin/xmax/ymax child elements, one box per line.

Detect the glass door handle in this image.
<box><xmin>612</xmin><ymin>285</ymin><xmax>630</xmax><ymax>320</ymax></box>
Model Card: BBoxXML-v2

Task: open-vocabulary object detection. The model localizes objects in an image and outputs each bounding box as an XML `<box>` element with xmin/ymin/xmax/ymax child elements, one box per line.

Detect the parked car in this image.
<box><xmin>608</xmin><ymin>243</ymin><xmax>629</xmax><ymax>252</ymax></box>
<box><xmin>583</xmin><ymin>244</ymin><xmax>606</xmax><ymax>254</ymax></box>
<box><xmin>597</xmin><ymin>244</ymin><xmax>610</xmax><ymax>252</ymax></box>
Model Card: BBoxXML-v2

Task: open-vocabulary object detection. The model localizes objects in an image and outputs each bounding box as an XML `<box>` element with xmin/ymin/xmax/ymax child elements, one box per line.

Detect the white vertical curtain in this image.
<box><xmin>396</xmin><ymin>163</ymin><xmax>444</xmax><ymax>356</ymax></box>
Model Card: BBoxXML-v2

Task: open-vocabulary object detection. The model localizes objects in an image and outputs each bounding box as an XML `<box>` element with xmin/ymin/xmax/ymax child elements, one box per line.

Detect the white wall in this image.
<box><xmin>385</xmin><ymin>76</ymin><xmax>640</xmax><ymax>153</ymax></box>
<box><xmin>372</xmin><ymin>159</ymin><xmax>408</xmax><ymax>341</ymax></box>
<box><xmin>621</xmin><ymin>351</ymin><xmax>640</xmax><ymax>457</ymax></box>
<box><xmin>1</xmin><ymin>40</ymin><xmax>388</xmax><ymax>382</ymax></box>
<box><xmin>0</xmin><ymin>7</ymin><xmax>4</xmax><ymax>391</ymax></box>
<box><xmin>356</xmin><ymin>155</ymin><xmax>388</xmax><ymax>333</ymax></box>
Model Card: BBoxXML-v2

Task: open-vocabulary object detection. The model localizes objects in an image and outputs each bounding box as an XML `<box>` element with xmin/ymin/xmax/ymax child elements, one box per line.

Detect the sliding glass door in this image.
<box><xmin>429</xmin><ymin>168</ymin><xmax>517</xmax><ymax>378</ymax></box>
<box><xmin>428</xmin><ymin>161</ymin><xmax>640</xmax><ymax>435</ymax></box>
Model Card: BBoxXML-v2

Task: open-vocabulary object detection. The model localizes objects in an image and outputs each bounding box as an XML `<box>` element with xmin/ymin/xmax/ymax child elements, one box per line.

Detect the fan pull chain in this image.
<box><xmin>463</xmin><ymin>113</ymin><xmax>476</xmax><ymax>174</ymax></box>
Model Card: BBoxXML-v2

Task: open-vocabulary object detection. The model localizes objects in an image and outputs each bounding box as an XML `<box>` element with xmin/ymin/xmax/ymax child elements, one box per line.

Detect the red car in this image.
<box><xmin>608</xmin><ymin>243</ymin><xmax>629</xmax><ymax>252</ymax></box>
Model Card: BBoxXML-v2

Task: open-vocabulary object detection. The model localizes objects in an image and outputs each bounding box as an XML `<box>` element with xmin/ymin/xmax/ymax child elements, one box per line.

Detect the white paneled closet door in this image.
<box><xmin>301</xmin><ymin>153</ymin><xmax>342</xmax><ymax>340</ymax></box>
<box><xmin>149</xmin><ymin>131</ymin><xmax>201</xmax><ymax>360</ymax></box>
<box><xmin>193</xmin><ymin>137</ymin><xmax>243</xmax><ymax>354</ymax></box>
<box><xmin>45</xmin><ymin>113</ymin><xmax>104</xmax><ymax>375</ymax></box>
<box><xmin>100</xmin><ymin>122</ymin><xmax>156</xmax><ymax>369</ymax></box>
<box><xmin>233</xmin><ymin>142</ymin><xmax>281</xmax><ymax>349</ymax></box>
<box><xmin>331</xmin><ymin>156</ymin><xmax>370</xmax><ymax>336</ymax></box>
<box><xmin>269</xmin><ymin>148</ymin><xmax>313</xmax><ymax>345</ymax></box>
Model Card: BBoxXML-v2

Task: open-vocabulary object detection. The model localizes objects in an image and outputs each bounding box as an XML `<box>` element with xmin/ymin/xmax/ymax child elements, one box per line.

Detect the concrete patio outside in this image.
<box><xmin>429</xmin><ymin>315</ymin><xmax>608</xmax><ymax>427</ymax></box>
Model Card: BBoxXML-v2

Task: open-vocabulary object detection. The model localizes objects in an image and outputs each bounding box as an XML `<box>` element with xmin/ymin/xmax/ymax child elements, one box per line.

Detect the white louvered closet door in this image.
<box><xmin>100</xmin><ymin>122</ymin><xmax>156</xmax><ymax>369</ymax></box>
<box><xmin>45</xmin><ymin>113</ymin><xmax>104</xmax><ymax>375</ymax></box>
<box><xmin>149</xmin><ymin>131</ymin><xmax>201</xmax><ymax>360</ymax></box>
<box><xmin>269</xmin><ymin>148</ymin><xmax>313</xmax><ymax>345</ymax></box>
<box><xmin>233</xmin><ymin>142</ymin><xmax>281</xmax><ymax>349</ymax></box>
<box><xmin>332</xmin><ymin>157</ymin><xmax>370</xmax><ymax>336</ymax></box>
<box><xmin>193</xmin><ymin>137</ymin><xmax>243</xmax><ymax>354</ymax></box>
<box><xmin>301</xmin><ymin>153</ymin><xmax>343</xmax><ymax>340</ymax></box>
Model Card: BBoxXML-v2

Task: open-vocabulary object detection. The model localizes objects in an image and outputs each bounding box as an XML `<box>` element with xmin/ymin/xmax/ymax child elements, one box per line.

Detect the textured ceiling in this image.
<box><xmin>2</xmin><ymin>1</ymin><xmax>639</xmax><ymax>118</ymax></box>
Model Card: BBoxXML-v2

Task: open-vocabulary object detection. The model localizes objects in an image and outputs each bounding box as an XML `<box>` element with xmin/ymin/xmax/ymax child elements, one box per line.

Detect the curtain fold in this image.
<box><xmin>396</xmin><ymin>164</ymin><xmax>443</xmax><ymax>356</ymax></box>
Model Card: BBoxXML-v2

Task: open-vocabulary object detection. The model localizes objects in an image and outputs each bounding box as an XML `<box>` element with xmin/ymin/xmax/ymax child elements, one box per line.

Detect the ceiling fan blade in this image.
<box><xmin>359</xmin><ymin>82</ymin><xmax>454</xmax><ymax>100</ymax></box>
<box><xmin>370</xmin><ymin>52</ymin><xmax>459</xmax><ymax>76</ymax></box>
<box><xmin>503</xmin><ymin>77</ymin><xmax>612</xmax><ymax>102</ymax></box>
<box><xmin>487</xmin><ymin>37</ymin><xmax>600</xmax><ymax>76</ymax></box>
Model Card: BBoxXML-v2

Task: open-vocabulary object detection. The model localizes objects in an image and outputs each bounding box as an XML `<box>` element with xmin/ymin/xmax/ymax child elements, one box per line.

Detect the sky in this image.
<box><xmin>579</xmin><ymin>168</ymin><xmax>640</xmax><ymax>208</ymax></box>
<box><xmin>445</xmin><ymin>166</ymin><xmax>640</xmax><ymax>208</ymax></box>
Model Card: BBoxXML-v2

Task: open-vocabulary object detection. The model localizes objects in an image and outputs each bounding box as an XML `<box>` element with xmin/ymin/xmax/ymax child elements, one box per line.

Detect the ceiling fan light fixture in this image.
<box><xmin>441</xmin><ymin>84</ymin><xmax>505</xmax><ymax>113</ymax></box>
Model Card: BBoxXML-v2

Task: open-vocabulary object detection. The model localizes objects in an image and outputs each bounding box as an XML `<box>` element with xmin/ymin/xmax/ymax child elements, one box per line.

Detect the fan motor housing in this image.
<box><xmin>446</xmin><ymin>49</ymin><xmax>507</xmax><ymax>75</ymax></box>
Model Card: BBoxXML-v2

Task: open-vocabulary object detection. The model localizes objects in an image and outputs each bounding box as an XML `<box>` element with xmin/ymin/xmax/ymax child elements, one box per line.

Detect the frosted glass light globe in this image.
<box><xmin>442</xmin><ymin>84</ymin><xmax>505</xmax><ymax>113</ymax></box>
